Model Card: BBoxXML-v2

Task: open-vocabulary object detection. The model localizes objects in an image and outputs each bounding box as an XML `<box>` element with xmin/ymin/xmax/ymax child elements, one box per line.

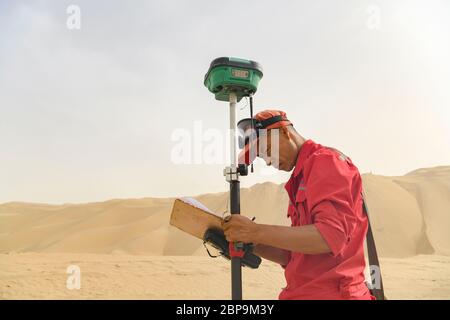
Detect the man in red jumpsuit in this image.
<box><xmin>222</xmin><ymin>110</ymin><xmax>372</xmax><ymax>300</ymax></box>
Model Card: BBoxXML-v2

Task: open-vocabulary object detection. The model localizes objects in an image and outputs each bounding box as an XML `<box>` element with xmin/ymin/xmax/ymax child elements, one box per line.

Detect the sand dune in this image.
<box><xmin>1</xmin><ymin>166</ymin><xmax>449</xmax><ymax>258</ymax></box>
<box><xmin>0</xmin><ymin>166</ymin><xmax>449</xmax><ymax>299</ymax></box>
<box><xmin>0</xmin><ymin>182</ymin><xmax>291</xmax><ymax>255</ymax></box>
<box><xmin>363</xmin><ymin>166</ymin><xmax>450</xmax><ymax>257</ymax></box>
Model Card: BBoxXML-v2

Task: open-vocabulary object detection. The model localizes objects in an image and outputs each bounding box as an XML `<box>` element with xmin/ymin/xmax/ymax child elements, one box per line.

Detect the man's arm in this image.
<box><xmin>253</xmin><ymin>224</ymin><xmax>331</xmax><ymax>255</ymax></box>
<box><xmin>222</xmin><ymin>215</ymin><xmax>331</xmax><ymax>255</ymax></box>
<box><xmin>252</xmin><ymin>244</ymin><xmax>291</xmax><ymax>266</ymax></box>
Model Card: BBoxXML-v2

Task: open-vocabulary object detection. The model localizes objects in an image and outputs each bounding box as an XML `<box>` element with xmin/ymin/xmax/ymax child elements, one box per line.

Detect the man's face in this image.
<box><xmin>257</xmin><ymin>127</ymin><xmax>298</xmax><ymax>172</ymax></box>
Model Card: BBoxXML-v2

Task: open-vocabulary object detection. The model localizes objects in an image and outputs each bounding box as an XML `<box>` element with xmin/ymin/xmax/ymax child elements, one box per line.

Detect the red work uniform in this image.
<box><xmin>279</xmin><ymin>139</ymin><xmax>372</xmax><ymax>300</ymax></box>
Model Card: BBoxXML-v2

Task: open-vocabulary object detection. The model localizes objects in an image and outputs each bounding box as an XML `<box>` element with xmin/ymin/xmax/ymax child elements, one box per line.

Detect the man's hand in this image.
<box><xmin>222</xmin><ymin>214</ymin><xmax>260</xmax><ymax>244</ymax></box>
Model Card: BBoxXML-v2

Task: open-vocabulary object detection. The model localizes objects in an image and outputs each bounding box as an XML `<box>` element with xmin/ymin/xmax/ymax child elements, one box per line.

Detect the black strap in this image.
<box><xmin>203</xmin><ymin>241</ymin><xmax>222</xmax><ymax>258</ymax></box>
<box><xmin>362</xmin><ymin>193</ymin><xmax>386</xmax><ymax>300</ymax></box>
<box><xmin>249</xmin><ymin>96</ymin><xmax>255</xmax><ymax>173</ymax></box>
<box><xmin>259</xmin><ymin>115</ymin><xmax>288</xmax><ymax>129</ymax></box>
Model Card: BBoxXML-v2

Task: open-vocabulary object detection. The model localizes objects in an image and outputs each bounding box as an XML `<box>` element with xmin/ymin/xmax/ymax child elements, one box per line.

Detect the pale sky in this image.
<box><xmin>1</xmin><ymin>0</ymin><xmax>449</xmax><ymax>203</ymax></box>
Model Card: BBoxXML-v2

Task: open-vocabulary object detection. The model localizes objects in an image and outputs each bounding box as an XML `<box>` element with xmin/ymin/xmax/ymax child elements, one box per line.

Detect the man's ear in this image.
<box><xmin>280</xmin><ymin>126</ymin><xmax>291</xmax><ymax>139</ymax></box>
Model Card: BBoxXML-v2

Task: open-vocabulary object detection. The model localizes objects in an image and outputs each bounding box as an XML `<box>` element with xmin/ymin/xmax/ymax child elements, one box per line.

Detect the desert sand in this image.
<box><xmin>1</xmin><ymin>166</ymin><xmax>449</xmax><ymax>299</ymax></box>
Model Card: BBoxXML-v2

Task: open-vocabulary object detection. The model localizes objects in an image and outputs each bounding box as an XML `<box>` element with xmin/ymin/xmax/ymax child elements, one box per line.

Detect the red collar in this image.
<box><xmin>292</xmin><ymin>139</ymin><xmax>320</xmax><ymax>177</ymax></box>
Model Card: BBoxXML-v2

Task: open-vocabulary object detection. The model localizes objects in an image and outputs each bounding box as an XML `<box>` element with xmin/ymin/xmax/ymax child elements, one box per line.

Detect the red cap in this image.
<box><xmin>238</xmin><ymin>110</ymin><xmax>292</xmax><ymax>165</ymax></box>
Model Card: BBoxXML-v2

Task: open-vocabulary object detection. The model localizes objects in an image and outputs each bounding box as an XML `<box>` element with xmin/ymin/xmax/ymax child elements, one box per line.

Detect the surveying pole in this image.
<box><xmin>227</xmin><ymin>91</ymin><xmax>243</xmax><ymax>300</ymax></box>
<box><xmin>204</xmin><ymin>57</ymin><xmax>263</xmax><ymax>300</ymax></box>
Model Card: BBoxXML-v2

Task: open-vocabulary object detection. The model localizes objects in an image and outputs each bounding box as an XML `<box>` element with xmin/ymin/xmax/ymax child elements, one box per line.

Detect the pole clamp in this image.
<box><xmin>223</xmin><ymin>166</ymin><xmax>239</xmax><ymax>182</ymax></box>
